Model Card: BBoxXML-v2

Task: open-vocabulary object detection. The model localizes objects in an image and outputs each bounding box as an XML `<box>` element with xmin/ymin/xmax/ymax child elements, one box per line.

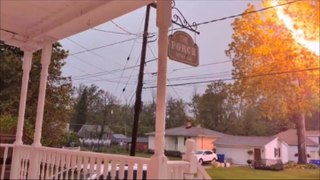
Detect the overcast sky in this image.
<box><xmin>60</xmin><ymin>0</ymin><xmax>260</xmax><ymax>104</ymax></box>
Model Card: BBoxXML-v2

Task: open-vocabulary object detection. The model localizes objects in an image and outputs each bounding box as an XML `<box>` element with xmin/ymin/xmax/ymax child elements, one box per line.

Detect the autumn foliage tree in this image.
<box><xmin>226</xmin><ymin>1</ymin><xmax>319</xmax><ymax>164</ymax></box>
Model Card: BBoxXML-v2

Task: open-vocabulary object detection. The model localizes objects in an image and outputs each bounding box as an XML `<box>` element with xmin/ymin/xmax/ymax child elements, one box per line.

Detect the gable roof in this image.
<box><xmin>275</xmin><ymin>129</ymin><xmax>319</xmax><ymax>146</ymax></box>
<box><xmin>112</xmin><ymin>134</ymin><xmax>127</xmax><ymax>139</ymax></box>
<box><xmin>215</xmin><ymin>135</ymin><xmax>277</xmax><ymax>148</ymax></box>
<box><xmin>78</xmin><ymin>124</ymin><xmax>112</xmax><ymax>138</ymax></box>
<box><xmin>145</xmin><ymin>126</ymin><xmax>225</xmax><ymax>138</ymax></box>
<box><xmin>306</xmin><ymin>130</ymin><xmax>320</xmax><ymax>137</ymax></box>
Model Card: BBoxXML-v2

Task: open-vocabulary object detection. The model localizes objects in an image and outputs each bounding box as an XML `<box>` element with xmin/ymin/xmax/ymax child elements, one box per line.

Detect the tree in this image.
<box><xmin>70</xmin><ymin>87</ymin><xmax>88</xmax><ymax>132</ymax></box>
<box><xmin>0</xmin><ymin>41</ymin><xmax>73</xmax><ymax>146</ymax></box>
<box><xmin>166</xmin><ymin>98</ymin><xmax>187</xmax><ymax>129</ymax></box>
<box><xmin>226</xmin><ymin>1</ymin><xmax>319</xmax><ymax>163</ymax></box>
<box><xmin>195</xmin><ymin>81</ymin><xmax>231</xmax><ymax>131</ymax></box>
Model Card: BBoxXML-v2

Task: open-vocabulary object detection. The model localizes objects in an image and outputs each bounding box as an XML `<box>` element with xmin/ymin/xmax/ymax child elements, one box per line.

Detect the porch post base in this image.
<box><xmin>148</xmin><ymin>154</ymin><xmax>168</xmax><ymax>179</ymax></box>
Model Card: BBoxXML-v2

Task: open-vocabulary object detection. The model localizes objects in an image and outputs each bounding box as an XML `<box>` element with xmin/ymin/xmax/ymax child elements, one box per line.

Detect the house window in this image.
<box><xmin>274</xmin><ymin>148</ymin><xmax>281</xmax><ymax>157</ymax></box>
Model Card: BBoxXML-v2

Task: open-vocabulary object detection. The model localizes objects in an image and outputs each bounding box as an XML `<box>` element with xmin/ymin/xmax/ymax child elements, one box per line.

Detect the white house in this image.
<box><xmin>215</xmin><ymin>129</ymin><xmax>320</xmax><ymax>165</ymax></box>
<box><xmin>0</xmin><ymin>1</ymin><xmax>211</xmax><ymax>179</ymax></box>
<box><xmin>146</xmin><ymin>125</ymin><xmax>224</xmax><ymax>154</ymax></box>
<box><xmin>215</xmin><ymin>135</ymin><xmax>283</xmax><ymax>165</ymax></box>
<box><xmin>276</xmin><ymin>129</ymin><xmax>320</xmax><ymax>162</ymax></box>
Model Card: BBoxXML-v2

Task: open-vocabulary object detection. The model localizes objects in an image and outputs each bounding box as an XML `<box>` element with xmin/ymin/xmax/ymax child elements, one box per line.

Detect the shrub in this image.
<box><xmin>284</xmin><ymin>161</ymin><xmax>319</xmax><ymax>169</ymax></box>
<box><xmin>254</xmin><ymin>159</ymin><xmax>283</xmax><ymax>171</ymax></box>
<box><xmin>304</xmin><ymin>163</ymin><xmax>318</xmax><ymax>169</ymax></box>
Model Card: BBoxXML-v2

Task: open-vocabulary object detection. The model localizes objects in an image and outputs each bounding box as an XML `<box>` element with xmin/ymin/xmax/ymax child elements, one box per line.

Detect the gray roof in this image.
<box><xmin>78</xmin><ymin>124</ymin><xmax>112</xmax><ymax>138</ymax></box>
<box><xmin>306</xmin><ymin>130</ymin><xmax>320</xmax><ymax>137</ymax></box>
<box><xmin>215</xmin><ymin>135</ymin><xmax>276</xmax><ymax>147</ymax></box>
<box><xmin>145</xmin><ymin>126</ymin><xmax>225</xmax><ymax>138</ymax></box>
<box><xmin>112</xmin><ymin>134</ymin><xmax>127</xmax><ymax>139</ymax></box>
<box><xmin>275</xmin><ymin>129</ymin><xmax>318</xmax><ymax>146</ymax></box>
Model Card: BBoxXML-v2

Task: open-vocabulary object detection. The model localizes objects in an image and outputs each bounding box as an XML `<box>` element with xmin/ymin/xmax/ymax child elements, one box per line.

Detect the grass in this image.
<box><xmin>207</xmin><ymin>166</ymin><xmax>320</xmax><ymax>179</ymax></box>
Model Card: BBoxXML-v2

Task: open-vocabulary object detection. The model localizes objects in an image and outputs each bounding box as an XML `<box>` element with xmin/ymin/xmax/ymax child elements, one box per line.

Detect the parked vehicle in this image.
<box><xmin>193</xmin><ymin>150</ymin><xmax>217</xmax><ymax>165</ymax></box>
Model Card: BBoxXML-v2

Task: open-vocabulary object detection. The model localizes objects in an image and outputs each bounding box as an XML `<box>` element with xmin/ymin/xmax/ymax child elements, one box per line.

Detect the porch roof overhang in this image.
<box><xmin>0</xmin><ymin>0</ymin><xmax>154</xmax><ymax>50</ymax></box>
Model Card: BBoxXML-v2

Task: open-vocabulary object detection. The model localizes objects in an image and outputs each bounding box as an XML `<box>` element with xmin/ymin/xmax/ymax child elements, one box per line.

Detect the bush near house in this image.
<box><xmin>254</xmin><ymin>159</ymin><xmax>283</xmax><ymax>171</ymax></box>
<box><xmin>284</xmin><ymin>161</ymin><xmax>319</xmax><ymax>169</ymax></box>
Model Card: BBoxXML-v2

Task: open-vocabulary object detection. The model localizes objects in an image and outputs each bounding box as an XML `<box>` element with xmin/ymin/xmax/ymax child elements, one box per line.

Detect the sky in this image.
<box><xmin>59</xmin><ymin>0</ymin><xmax>261</xmax><ymax>104</ymax></box>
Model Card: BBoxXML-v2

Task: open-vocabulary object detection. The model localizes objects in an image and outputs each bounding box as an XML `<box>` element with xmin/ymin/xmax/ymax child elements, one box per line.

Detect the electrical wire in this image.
<box><xmin>172</xmin><ymin>0</ymin><xmax>301</xmax><ymax>32</ymax></box>
<box><xmin>72</xmin><ymin>58</ymin><xmax>157</xmax><ymax>80</ymax></box>
<box><xmin>144</xmin><ymin>67</ymin><xmax>320</xmax><ymax>88</ymax></box>
<box><xmin>67</xmin><ymin>38</ymin><xmax>124</xmax><ymax>68</ymax></box>
<box><xmin>69</xmin><ymin>37</ymin><xmax>141</xmax><ymax>56</ymax></box>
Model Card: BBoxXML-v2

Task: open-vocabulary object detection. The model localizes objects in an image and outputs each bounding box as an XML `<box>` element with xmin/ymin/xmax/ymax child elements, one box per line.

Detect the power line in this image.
<box><xmin>91</xmin><ymin>28</ymin><xmax>141</xmax><ymax>36</ymax></box>
<box><xmin>172</xmin><ymin>0</ymin><xmax>300</xmax><ymax>32</ymax></box>
<box><xmin>69</xmin><ymin>37</ymin><xmax>141</xmax><ymax>56</ymax></box>
<box><xmin>144</xmin><ymin>67</ymin><xmax>320</xmax><ymax>88</ymax></box>
<box><xmin>67</xmin><ymin>38</ymin><xmax>124</xmax><ymax>68</ymax></box>
<box><xmin>171</xmin><ymin>60</ymin><xmax>232</xmax><ymax>72</ymax></box>
<box><xmin>111</xmin><ymin>20</ymin><xmax>137</xmax><ymax>36</ymax></box>
<box><xmin>72</xmin><ymin>58</ymin><xmax>157</xmax><ymax>80</ymax></box>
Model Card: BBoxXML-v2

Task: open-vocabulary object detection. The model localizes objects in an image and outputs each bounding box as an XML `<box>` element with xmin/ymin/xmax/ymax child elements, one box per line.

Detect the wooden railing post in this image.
<box><xmin>9</xmin><ymin>145</ymin><xmax>22</xmax><ymax>179</ymax></box>
<box><xmin>182</xmin><ymin>139</ymin><xmax>198</xmax><ymax>179</ymax></box>
<box><xmin>27</xmin><ymin>147</ymin><xmax>41</xmax><ymax>179</ymax></box>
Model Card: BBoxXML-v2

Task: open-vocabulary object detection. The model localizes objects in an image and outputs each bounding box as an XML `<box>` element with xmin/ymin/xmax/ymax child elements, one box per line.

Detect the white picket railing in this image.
<box><xmin>0</xmin><ymin>144</ymin><xmax>14</xmax><ymax>180</ymax></box>
<box><xmin>12</xmin><ymin>145</ymin><xmax>149</xmax><ymax>179</ymax></box>
<box><xmin>167</xmin><ymin>160</ymin><xmax>189</xmax><ymax>179</ymax></box>
<box><xmin>1</xmin><ymin>140</ymin><xmax>211</xmax><ymax>179</ymax></box>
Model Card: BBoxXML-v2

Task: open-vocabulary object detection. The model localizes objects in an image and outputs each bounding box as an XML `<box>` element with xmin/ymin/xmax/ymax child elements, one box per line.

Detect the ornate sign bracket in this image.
<box><xmin>171</xmin><ymin>1</ymin><xmax>200</xmax><ymax>35</ymax></box>
<box><xmin>151</xmin><ymin>1</ymin><xmax>200</xmax><ymax>35</ymax></box>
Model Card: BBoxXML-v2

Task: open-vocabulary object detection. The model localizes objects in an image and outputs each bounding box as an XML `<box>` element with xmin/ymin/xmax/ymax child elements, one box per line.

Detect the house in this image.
<box><xmin>111</xmin><ymin>134</ymin><xmax>127</xmax><ymax>146</ymax></box>
<box><xmin>146</xmin><ymin>125</ymin><xmax>224</xmax><ymax>154</ymax></box>
<box><xmin>215</xmin><ymin>129</ymin><xmax>320</xmax><ymax>165</ymax></box>
<box><xmin>275</xmin><ymin>129</ymin><xmax>319</xmax><ymax>162</ymax></box>
<box><xmin>215</xmin><ymin>135</ymin><xmax>282</xmax><ymax>165</ymax></box>
<box><xmin>306</xmin><ymin>130</ymin><xmax>320</xmax><ymax>144</ymax></box>
<box><xmin>77</xmin><ymin>124</ymin><xmax>113</xmax><ymax>146</ymax></box>
<box><xmin>126</xmin><ymin>137</ymin><xmax>149</xmax><ymax>152</ymax></box>
<box><xmin>0</xmin><ymin>0</ymin><xmax>211</xmax><ymax>179</ymax></box>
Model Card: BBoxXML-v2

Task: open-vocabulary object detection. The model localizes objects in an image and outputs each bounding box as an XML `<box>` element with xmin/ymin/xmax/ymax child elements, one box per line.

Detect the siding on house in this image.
<box><xmin>177</xmin><ymin>137</ymin><xmax>187</xmax><ymax>152</ymax></box>
<box><xmin>146</xmin><ymin>126</ymin><xmax>223</xmax><ymax>153</ymax></box>
<box><xmin>165</xmin><ymin>136</ymin><xmax>177</xmax><ymax>151</ymax></box>
<box><xmin>195</xmin><ymin>136</ymin><xmax>215</xmax><ymax>150</ymax></box>
<box><xmin>216</xmin><ymin>146</ymin><xmax>249</xmax><ymax>165</ymax></box>
<box><xmin>264</xmin><ymin>138</ymin><xmax>279</xmax><ymax>160</ymax></box>
<box><xmin>148</xmin><ymin>136</ymin><xmax>155</xmax><ymax>150</ymax></box>
<box><xmin>288</xmin><ymin>145</ymin><xmax>319</xmax><ymax>162</ymax></box>
<box><xmin>279</xmin><ymin>141</ymin><xmax>289</xmax><ymax>163</ymax></box>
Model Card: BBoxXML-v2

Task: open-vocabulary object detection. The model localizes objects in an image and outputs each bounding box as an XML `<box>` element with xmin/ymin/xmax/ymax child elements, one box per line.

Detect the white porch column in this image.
<box><xmin>10</xmin><ymin>48</ymin><xmax>34</xmax><ymax>180</ymax></box>
<box><xmin>14</xmin><ymin>50</ymin><xmax>33</xmax><ymax>145</ymax></box>
<box><xmin>148</xmin><ymin>1</ymin><xmax>171</xmax><ymax>179</ymax></box>
<box><xmin>32</xmin><ymin>43</ymin><xmax>52</xmax><ymax>147</ymax></box>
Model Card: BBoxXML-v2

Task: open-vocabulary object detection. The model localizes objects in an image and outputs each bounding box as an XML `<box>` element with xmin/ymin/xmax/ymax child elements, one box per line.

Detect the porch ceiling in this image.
<box><xmin>0</xmin><ymin>0</ymin><xmax>154</xmax><ymax>50</ymax></box>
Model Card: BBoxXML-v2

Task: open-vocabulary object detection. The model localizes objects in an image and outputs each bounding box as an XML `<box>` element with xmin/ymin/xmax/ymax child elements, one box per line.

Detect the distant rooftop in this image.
<box><xmin>145</xmin><ymin>126</ymin><xmax>225</xmax><ymax>138</ymax></box>
<box><xmin>215</xmin><ymin>135</ymin><xmax>276</xmax><ymax>148</ymax></box>
<box><xmin>275</xmin><ymin>129</ymin><xmax>319</xmax><ymax>146</ymax></box>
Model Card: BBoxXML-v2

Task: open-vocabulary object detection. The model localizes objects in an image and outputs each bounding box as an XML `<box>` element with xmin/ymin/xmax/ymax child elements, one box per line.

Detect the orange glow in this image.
<box><xmin>272</xmin><ymin>0</ymin><xmax>319</xmax><ymax>56</ymax></box>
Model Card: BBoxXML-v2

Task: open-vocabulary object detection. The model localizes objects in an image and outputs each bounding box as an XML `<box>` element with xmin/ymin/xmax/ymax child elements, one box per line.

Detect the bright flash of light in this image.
<box><xmin>272</xmin><ymin>0</ymin><xmax>319</xmax><ymax>56</ymax></box>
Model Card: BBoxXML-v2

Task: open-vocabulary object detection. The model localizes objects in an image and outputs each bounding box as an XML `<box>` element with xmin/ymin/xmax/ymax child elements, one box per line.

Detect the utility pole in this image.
<box><xmin>130</xmin><ymin>4</ymin><xmax>151</xmax><ymax>156</ymax></box>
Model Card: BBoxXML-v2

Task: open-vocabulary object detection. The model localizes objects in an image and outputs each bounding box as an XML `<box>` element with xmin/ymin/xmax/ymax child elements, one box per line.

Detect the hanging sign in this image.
<box><xmin>168</xmin><ymin>31</ymin><xmax>199</xmax><ymax>67</ymax></box>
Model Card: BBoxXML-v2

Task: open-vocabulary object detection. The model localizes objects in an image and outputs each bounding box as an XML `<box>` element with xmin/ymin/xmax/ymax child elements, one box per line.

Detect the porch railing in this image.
<box><xmin>0</xmin><ymin>144</ymin><xmax>14</xmax><ymax>180</ymax></box>
<box><xmin>1</xmin><ymin>139</ymin><xmax>211</xmax><ymax>180</ymax></box>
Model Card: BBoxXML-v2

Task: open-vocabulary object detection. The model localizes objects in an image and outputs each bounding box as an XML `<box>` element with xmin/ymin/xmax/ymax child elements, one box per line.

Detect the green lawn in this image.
<box><xmin>207</xmin><ymin>166</ymin><xmax>319</xmax><ymax>179</ymax></box>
